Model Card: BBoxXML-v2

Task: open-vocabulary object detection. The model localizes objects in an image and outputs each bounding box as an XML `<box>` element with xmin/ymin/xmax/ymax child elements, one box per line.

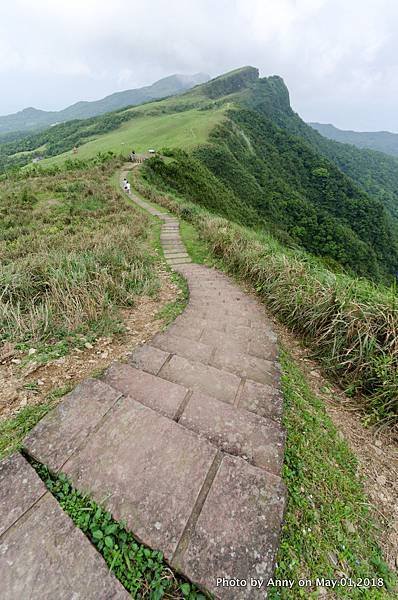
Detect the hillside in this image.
<box><xmin>2</xmin><ymin>66</ymin><xmax>398</xmax><ymax>281</ymax></box>
<box><xmin>310</xmin><ymin>122</ymin><xmax>398</xmax><ymax>158</ymax></box>
<box><xmin>0</xmin><ymin>73</ymin><xmax>209</xmax><ymax>135</ymax></box>
<box><xmin>1</xmin><ymin>67</ymin><xmax>397</xmax><ymax>599</ymax></box>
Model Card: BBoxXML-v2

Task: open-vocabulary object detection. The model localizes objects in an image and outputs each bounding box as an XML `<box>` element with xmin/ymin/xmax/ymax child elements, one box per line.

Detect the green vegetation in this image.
<box><xmin>269</xmin><ymin>351</ymin><xmax>395</xmax><ymax>599</ymax></box>
<box><xmin>0</xmin><ymin>386</ymin><xmax>71</xmax><ymax>459</ymax></box>
<box><xmin>32</xmin><ymin>461</ymin><xmax>206</xmax><ymax>599</ymax></box>
<box><xmin>245</xmin><ymin>75</ymin><xmax>398</xmax><ymax>227</ymax></box>
<box><xmin>0</xmin><ymin>73</ymin><xmax>208</xmax><ymax>136</ymax></box>
<box><xmin>156</xmin><ymin>272</ymin><xmax>189</xmax><ymax>328</ymax></box>
<box><xmin>179</xmin><ymin>221</ymin><xmax>212</xmax><ymax>264</ymax></box>
<box><xmin>0</xmin><ymin>96</ymin><xmax>225</xmax><ymax>173</ymax></box>
<box><xmin>143</xmin><ymin>109</ymin><xmax>398</xmax><ymax>281</ymax></box>
<box><xmin>309</xmin><ymin>122</ymin><xmax>398</xmax><ymax>159</ymax></box>
<box><xmin>42</xmin><ymin>108</ymin><xmax>226</xmax><ymax>166</ymax></box>
<box><xmin>133</xmin><ymin>179</ymin><xmax>398</xmax><ymax>426</ymax></box>
<box><xmin>0</xmin><ymin>158</ymin><xmax>160</xmax><ymax>360</ymax></box>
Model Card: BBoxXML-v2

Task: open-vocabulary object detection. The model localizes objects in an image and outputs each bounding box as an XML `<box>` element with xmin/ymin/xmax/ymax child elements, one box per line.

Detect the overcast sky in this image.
<box><xmin>1</xmin><ymin>0</ymin><xmax>398</xmax><ymax>131</ymax></box>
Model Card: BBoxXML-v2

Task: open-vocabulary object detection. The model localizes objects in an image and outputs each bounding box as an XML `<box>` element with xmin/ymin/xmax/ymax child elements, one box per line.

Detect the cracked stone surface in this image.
<box><xmin>175</xmin><ymin>455</ymin><xmax>286</xmax><ymax>599</ymax></box>
<box><xmin>62</xmin><ymin>398</ymin><xmax>217</xmax><ymax>560</ymax></box>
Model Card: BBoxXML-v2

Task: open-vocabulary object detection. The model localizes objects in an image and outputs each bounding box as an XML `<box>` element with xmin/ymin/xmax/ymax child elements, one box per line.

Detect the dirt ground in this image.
<box><xmin>0</xmin><ymin>269</ymin><xmax>180</xmax><ymax>421</ymax></box>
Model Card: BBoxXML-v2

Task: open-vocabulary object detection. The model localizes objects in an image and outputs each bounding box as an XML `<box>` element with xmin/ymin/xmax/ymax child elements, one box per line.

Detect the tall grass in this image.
<box><xmin>0</xmin><ymin>162</ymin><xmax>159</xmax><ymax>345</ymax></box>
<box><xmin>134</xmin><ymin>176</ymin><xmax>398</xmax><ymax>426</ymax></box>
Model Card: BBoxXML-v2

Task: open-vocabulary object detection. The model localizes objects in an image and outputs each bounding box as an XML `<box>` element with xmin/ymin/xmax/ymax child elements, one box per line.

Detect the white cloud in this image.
<box><xmin>0</xmin><ymin>0</ymin><xmax>397</xmax><ymax>130</ymax></box>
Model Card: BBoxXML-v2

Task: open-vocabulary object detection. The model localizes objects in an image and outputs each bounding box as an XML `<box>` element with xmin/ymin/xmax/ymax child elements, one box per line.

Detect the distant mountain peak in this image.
<box><xmin>309</xmin><ymin>122</ymin><xmax>398</xmax><ymax>158</ymax></box>
<box><xmin>0</xmin><ymin>72</ymin><xmax>210</xmax><ymax>135</ymax></box>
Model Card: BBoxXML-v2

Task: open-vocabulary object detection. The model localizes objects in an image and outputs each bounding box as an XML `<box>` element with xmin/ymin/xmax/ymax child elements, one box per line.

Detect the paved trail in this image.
<box><xmin>0</xmin><ymin>168</ymin><xmax>286</xmax><ymax>599</ymax></box>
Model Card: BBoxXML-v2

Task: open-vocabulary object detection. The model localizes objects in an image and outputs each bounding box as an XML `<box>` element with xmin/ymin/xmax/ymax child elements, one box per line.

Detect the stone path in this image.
<box><xmin>0</xmin><ymin>169</ymin><xmax>286</xmax><ymax>599</ymax></box>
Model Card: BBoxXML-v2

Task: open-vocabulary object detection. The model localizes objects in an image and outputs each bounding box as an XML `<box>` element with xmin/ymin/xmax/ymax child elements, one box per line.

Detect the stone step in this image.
<box><xmin>103</xmin><ymin>362</ymin><xmax>188</xmax><ymax>419</ymax></box>
<box><xmin>152</xmin><ymin>331</ymin><xmax>213</xmax><ymax>364</ymax></box>
<box><xmin>167</xmin><ymin>257</ymin><xmax>192</xmax><ymax>265</ymax></box>
<box><xmin>0</xmin><ymin>454</ymin><xmax>129</xmax><ymax>600</ymax></box>
<box><xmin>128</xmin><ymin>344</ymin><xmax>170</xmax><ymax>375</ymax></box>
<box><xmin>158</xmin><ymin>354</ymin><xmax>241</xmax><ymax>405</ymax></box>
<box><xmin>173</xmin><ymin>454</ymin><xmax>286</xmax><ymax>600</ymax></box>
<box><xmin>62</xmin><ymin>398</ymin><xmax>217</xmax><ymax>562</ymax></box>
<box><xmin>211</xmin><ymin>347</ymin><xmax>279</xmax><ymax>386</ymax></box>
<box><xmin>179</xmin><ymin>392</ymin><xmax>284</xmax><ymax>474</ymax></box>
<box><xmin>23</xmin><ymin>379</ymin><xmax>121</xmax><ymax>472</ymax></box>
<box><xmin>236</xmin><ymin>378</ymin><xmax>283</xmax><ymax>423</ymax></box>
<box><xmin>164</xmin><ymin>252</ymin><xmax>189</xmax><ymax>259</ymax></box>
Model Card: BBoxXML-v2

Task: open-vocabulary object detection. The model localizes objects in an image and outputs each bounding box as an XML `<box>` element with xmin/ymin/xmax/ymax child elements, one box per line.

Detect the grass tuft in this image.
<box><xmin>0</xmin><ymin>160</ymin><xmax>160</xmax><ymax>356</ymax></box>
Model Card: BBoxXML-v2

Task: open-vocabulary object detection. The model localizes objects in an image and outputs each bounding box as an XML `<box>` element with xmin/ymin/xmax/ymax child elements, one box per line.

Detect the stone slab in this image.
<box><xmin>0</xmin><ymin>453</ymin><xmax>47</xmax><ymax>537</ymax></box>
<box><xmin>158</xmin><ymin>355</ymin><xmax>241</xmax><ymax>404</ymax></box>
<box><xmin>167</xmin><ymin>322</ymin><xmax>204</xmax><ymax>341</ymax></box>
<box><xmin>174</xmin><ymin>314</ymin><xmax>227</xmax><ymax>333</ymax></box>
<box><xmin>200</xmin><ymin>329</ymin><xmax>249</xmax><ymax>354</ymax></box>
<box><xmin>167</xmin><ymin>258</ymin><xmax>192</xmax><ymax>265</ymax></box>
<box><xmin>23</xmin><ymin>379</ymin><xmax>121</xmax><ymax>471</ymax></box>
<box><xmin>128</xmin><ymin>344</ymin><xmax>170</xmax><ymax>375</ymax></box>
<box><xmin>180</xmin><ymin>392</ymin><xmax>284</xmax><ymax>474</ymax></box>
<box><xmin>227</xmin><ymin>324</ymin><xmax>277</xmax><ymax>343</ymax></box>
<box><xmin>199</xmin><ymin>310</ymin><xmax>251</xmax><ymax>327</ymax></box>
<box><xmin>1</xmin><ymin>490</ymin><xmax>129</xmax><ymax>599</ymax></box>
<box><xmin>103</xmin><ymin>362</ymin><xmax>188</xmax><ymax>419</ymax></box>
<box><xmin>162</xmin><ymin>245</ymin><xmax>186</xmax><ymax>251</ymax></box>
<box><xmin>212</xmin><ymin>347</ymin><xmax>279</xmax><ymax>386</ymax></box>
<box><xmin>63</xmin><ymin>398</ymin><xmax>217</xmax><ymax>560</ymax></box>
<box><xmin>164</xmin><ymin>252</ymin><xmax>189</xmax><ymax>259</ymax></box>
<box><xmin>237</xmin><ymin>379</ymin><xmax>283</xmax><ymax>423</ymax></box>
<box><xmin>176</xmin><ymin>455</ymin><xmax>286</xmax><ymax>599</ymax></box>
<box><xmin>152</xmin><ymin>332</ymin><xmax>213</xmax><ymax>364</ymax></box>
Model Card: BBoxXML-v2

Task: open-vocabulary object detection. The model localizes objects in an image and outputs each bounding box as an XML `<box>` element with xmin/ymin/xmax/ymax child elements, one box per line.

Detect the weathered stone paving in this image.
<box><xmin>0</xmin><ymin>454</ymin><xmax>129</xmax><ymax>600</ymax></box>
<box><xmin>1</xmin><ymin>167</ymin><xmax>286</xmax><ymax>599</ymax></box>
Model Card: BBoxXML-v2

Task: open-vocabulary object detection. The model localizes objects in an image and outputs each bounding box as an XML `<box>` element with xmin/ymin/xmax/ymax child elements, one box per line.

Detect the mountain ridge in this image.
<box><xmin>309</xmin><ymin>122</ymin><xmax>398</xmax><ymax>158</ymax></box>
<box><xmin>0</xmin><ymin>72</ymin><xmax>209</xmax><ymax>135</ymax></box>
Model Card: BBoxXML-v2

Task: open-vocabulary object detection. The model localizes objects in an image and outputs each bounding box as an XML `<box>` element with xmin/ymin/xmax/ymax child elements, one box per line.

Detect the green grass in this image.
<box><xmin>269</xmin><ymin>350</ymin><xmax>396</xmax><ymax>598</ymax></box>
<box><xmin>179</xmin><ymin>221</ymin><xmax>212</xmax><ymax>264</ymax></box>
<box><xmin>42</xmin><ymin>108</ymin><xmax>226</xmax><ymax>167</ymax></box>
<box><xmin>32</xmin><ymin>461</ymin><xmax>206</xmax><ymax>599</ymax></box>
<box><xmin>155</xmin><ymin>272</ymin><xmax>189</xmax><ymax>328</ymax></box>
<box><xmin>0</xmin><ymin>159</ymin><xmax>160</xmax><ymax>358</ymax></box>
<box><xmin>0</xmin><ymin>386</ymin><xmax>72</xmax><ymax>459</ymax></box>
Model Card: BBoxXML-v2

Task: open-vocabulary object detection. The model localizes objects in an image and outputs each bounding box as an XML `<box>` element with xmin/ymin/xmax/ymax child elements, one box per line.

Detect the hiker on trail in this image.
<box><xmin>126</xmin><ymin>181</ymin><xmax>131</xmax><ymax>195</ymax></box>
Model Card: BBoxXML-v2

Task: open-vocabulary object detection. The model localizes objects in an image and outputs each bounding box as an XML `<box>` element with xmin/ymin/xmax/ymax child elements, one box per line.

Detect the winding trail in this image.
<box><xmin>0</xmin><ymin>167</ymin><xmax>286</xmax><ymax>599</ymax></box>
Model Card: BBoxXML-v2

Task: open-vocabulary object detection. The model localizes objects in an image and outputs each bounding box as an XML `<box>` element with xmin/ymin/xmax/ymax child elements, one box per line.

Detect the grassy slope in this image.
<box><xmin>272</xmin><ymin>351</ymin><xmax>395</xmax><ymax>599</ymax></box>
<box><xmin>41</xmin><ymin>107</ymin><xmax>226</xmax><ymax>166</ymax></box>
<box><xmin>0</xmin><ymin>158</ymin><xmax>160</xmax><ymax>361</ymax></box>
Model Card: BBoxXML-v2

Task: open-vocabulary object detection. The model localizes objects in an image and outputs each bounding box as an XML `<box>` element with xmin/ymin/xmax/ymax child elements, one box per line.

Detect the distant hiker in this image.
<box><xmin>126</xmin><ymin>182</ymin><xmax>131</xmax><ymax>194</ymax></box>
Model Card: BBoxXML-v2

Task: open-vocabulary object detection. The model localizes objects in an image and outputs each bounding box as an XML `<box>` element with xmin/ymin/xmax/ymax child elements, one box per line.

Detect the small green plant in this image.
<box><xmin>0</xmin><ymin>385</ymin><xmax>72</xmax><ymax>459</ymax></box>
<box><xmin>32</xmin><ymin>462</ymin><xmax>207</xmax><ymax>599</ymax></box>
<box><xmin>156</xmin><ymin>272</ymin><xmax>189</xmax><ymax>327</ymax></box>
